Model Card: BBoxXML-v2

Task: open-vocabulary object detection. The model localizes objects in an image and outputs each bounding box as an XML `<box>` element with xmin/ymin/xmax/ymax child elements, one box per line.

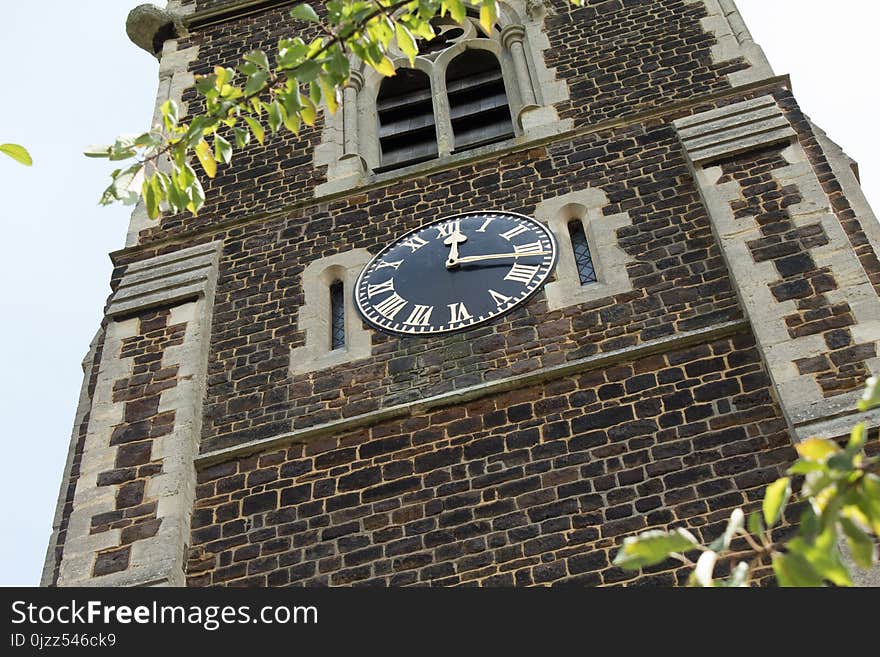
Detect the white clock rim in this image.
<box><xmin>353</xmin><ymin>210</ymin><xmax>559</xmax><ymax>337</ymax></box>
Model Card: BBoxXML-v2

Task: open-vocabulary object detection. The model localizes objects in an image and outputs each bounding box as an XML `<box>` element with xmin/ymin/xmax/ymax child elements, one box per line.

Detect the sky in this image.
<box><xmin>0</xmin><ymin>1</ymin><xmax>878</xmax><ymax>587</ymax></box>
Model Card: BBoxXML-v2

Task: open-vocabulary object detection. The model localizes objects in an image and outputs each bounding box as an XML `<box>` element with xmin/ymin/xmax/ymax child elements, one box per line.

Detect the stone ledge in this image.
<box><xmin>674</xmin><ymin>95</ymin><xmax>796</xmax><ymax>165</ymax></box>
<box><xmin>108</xmin><ymin>242</ymin><xmax>221</xmax><ymax>317</ymax></box>
<box><xmin>195</xmin><ymin>319</ymin><xmax>751</xmax><ymax>467</ymax></box>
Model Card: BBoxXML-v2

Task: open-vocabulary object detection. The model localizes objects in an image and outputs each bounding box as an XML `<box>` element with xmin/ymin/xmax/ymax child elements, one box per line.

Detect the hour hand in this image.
<box><xmin>444</xmin><ymin>220</ymin><xmax>468</xmax><ymax>268</ymax></box>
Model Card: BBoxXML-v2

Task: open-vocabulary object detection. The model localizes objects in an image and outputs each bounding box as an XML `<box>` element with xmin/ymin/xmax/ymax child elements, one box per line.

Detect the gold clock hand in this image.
<box><xmin>444</xmin><ymin>219</ymin><xmax>468</xmax><ymax>268</ymax></box>
<box><xmin>452</xmin><ymin>251</ymin><xmax>553</xmax><ymax>264</ymax></box>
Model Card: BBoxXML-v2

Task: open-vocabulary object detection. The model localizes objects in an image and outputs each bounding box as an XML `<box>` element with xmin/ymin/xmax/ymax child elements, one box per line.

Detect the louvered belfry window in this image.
<box><xmin>446</xmin><ymin>49</ymin><xmax>514</xmax><ymax>153</ymax></box>
<box><xmin>568</xmin><ymin>220</ymin><xmax>598</xmax><ymax>285</ymax></box>
<box><xmin>376</xmin><ymin>68</ymin><xmax>438</xmax><ymax>171</ymax></box>
<box><xmin>330</xmin><ymin>280</ymin><xmax>345</xmax><ymax>350</ymax></box>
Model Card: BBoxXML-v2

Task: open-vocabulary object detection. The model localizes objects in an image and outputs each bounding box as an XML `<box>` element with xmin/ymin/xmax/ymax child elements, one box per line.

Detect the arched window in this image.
<box><xmin>376</xmin><ymin>68</ymin><xmax>437</xmax><ymax>171</ymax></box>
<box><xmin>567</xmin><ymin>220</ymin><xmax>597</xmax><ymax>285</ymax></box>
<box><xmin>446</xmin><ymin>49</ymin><xmax>513</xmax><ymax>153</ymax></box>
<box><xmin>330</xmin><ymin>280</ymin><xmax>345</xmax><ymax>350</ymax></box>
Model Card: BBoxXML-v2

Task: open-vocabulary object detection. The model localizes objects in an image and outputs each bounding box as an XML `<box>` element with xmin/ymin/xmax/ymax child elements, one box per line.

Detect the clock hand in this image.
<box><xmin>450</xmin><ymin>251</ymin><xmax>553</xmax><ymax>265</ymax></box>
<box><xmin>443</xmin><ymin>219</ymin><xmax>468</xmax><ymax>269</ymax></box>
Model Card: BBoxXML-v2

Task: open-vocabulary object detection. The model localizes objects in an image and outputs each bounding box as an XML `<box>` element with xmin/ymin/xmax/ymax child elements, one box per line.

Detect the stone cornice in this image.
<box><xmin>195</xmin><ymin>319</ymin><xmax>751</xmax><ymax>467</ymax></box>
<box><xmin>110</xmin><ymin>74</ymin><xmax>792</xmax><ymax>265</ymax></box>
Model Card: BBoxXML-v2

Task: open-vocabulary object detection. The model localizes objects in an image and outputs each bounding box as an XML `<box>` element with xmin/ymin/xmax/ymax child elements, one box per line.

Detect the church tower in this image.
<box><xmin>44</xmin><ymin>0</ymin><xmax>880</xmax><ymax>586</ymax></box>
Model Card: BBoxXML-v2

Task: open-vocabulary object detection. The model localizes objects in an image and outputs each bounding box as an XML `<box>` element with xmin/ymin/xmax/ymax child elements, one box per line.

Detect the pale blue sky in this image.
<box><xmin>0</xmin><ymin>1</ymin><xmax>877</xmax><ymax>586</ymax></box>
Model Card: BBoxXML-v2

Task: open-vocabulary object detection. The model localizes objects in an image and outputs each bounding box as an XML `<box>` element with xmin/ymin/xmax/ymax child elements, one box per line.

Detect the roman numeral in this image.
<box><xmin>400</xmin><ymin>235</ymin><xmax>428</xmax><ymax>252</ymax></box>
<box><xmin>476</xmin><ymin>217</ymin><xmax>495</xmax><ymax>233</ymax></box>
<box><xmin>500</xmin><ymin>225</ymin><xmax>530</xmax><ymax>241</ymax></box>
<box><xmin>488</xmin><ymin>289</ymin><xmax>512</xmax><ymax>307</ymax></box>
<box><xmin>435</xmin><ymin>223</ymin><xmax>453</xmax><ymax>239</ymax></box>
<box><xmin>504</xmin><ymin>263</ymin><xmax>540</xmax><ymax>285</ymax></box>
<box><xmin>374</xmin><ymin>293</ymin><xmax>408</xmax><ymax>320</ymax></box>
<box><xmin>513</xmin><ymin>241</ymin><xmax>545</xmax><ymax>255</ymax></box>
<box><xmin>367</xmin><ymin>278</ymin><xmax>395</xmax><ymax>299</ymax></box>
<box><xmin>448</xmin><ymin>302</ymin><xmax>472</xmax><ymax>324</ymax></box>
<box><xmin>374</xmin><ymin>259</ymin><xmax>403</xmax><ymax>271</ymax></box>
<box><xmin>404</xmin><ymin>305</ymin><xmax>434</xmax><ymax>326</ymax></box>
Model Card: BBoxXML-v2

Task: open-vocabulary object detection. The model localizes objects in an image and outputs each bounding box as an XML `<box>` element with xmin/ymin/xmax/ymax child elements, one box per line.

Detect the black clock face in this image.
<box><xmin>355</xmin><ymin>211</ymin><xmax>558</xmax><ymax>335</ymax></box>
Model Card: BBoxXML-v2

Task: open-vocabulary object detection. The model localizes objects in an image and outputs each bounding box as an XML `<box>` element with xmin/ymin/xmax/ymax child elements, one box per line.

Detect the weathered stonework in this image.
<box><xmin>537</xmin><ymin>187</ymin><xmax>636</xmax><ymax>311</ymax></box>
<box><xmin>53</xmin><ymin>243</ymin><xmax>220</xmax><ymax>586</ymax></box>
<box><xmin>683</xmin><ymin>0</ymin><xmax>774</xmax><ymax>87</ymax></box>
<box><xmin>290</xmin><ymin>249</ymin><xmax>373</xmax><ymax>375</ymax></box>
<box><xmin>677</xmin><ymin>96</ymin><xmax>880</xmax><ymax>438</ymax></box>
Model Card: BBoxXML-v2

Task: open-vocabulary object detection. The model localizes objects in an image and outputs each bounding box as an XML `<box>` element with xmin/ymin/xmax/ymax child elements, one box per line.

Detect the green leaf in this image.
<box><xmin>846</xmin><ymin>422</ymin><xmax>867</xmax><ymax>451</ymax></box>
<box><xmin>479</xmin><ymin>0</ymin><xmax>498</xmax><ymax>34</ymax></box>
<box><xmin>187</xmin><ymin>172</ymin><xmax>205</xmax><ymax>215</ymax></box>
<box><xmin>840</xmin><ymin>517</ymin><xmax>875</xmax><ymax>569</ymax></box>
<box><xmin>295</xmin><ymin>60</ymin><xmax>321</xmax><ymax>83</ymax></box>
<box><xmin>0</xmin><ymin>143</ymin><xmax>32</xmax><ymax>166</ymax></box>
<box><xmin>788</xmin><ymin>460</ymin><xmax>826</xmax><ymax>475</ymax></box>
<box><xmin>300</xmin><ymin>96</ymin><xmax>316</xmax><ymax>126</ymax></box>
<box><xmin>859</xmin><ymin>474</ymin><xmax>880</xmax><ymax>534</ymax></box>
<box><xmin>244</xmin><ymin>49</ymin><xmax>270</xmax><ymax>72</ymax></box>
<box><xmin>395</xmin><ymin>22</ymin><xmax>418</xmax><ymax>63</ymax></box>
<box><xmin>318</xmin><ymin>76</ymin><xmax>338</xmax><ymax>114</ymax></box>
<box><xmin>143</xmin><ymin>175</ymin><xmax>160</xmax><ymax>220</ymax></box>
<box><xmin>796</xmin><ymin>438</ymin><xmax>840</xmax><ymax>462</ymax></box>
<box><xmin>195</xmin><ymin>139</ymin><xmax>217</xmax><ymax>178</ymax></box>
<box><xmin>788</xmin><ymin>529</ymin><xmax>852</xmax><ymax>587</ymax></box>
<box><xmin>763</xmin><ymin>477</ymin><xmax>791</xmax><ymax>529</ymax></box>
<box><xmin>290</xmin><ymin>3</ymin><xmax>320</xmax><ymax>22</ymax></box>
<box><xmin>160</xmin><ymin>99</ymin><xmax>179</xmax><ymax>130</ymax></box>
<box><xmin>214</xmin><ymin>134</ymin><xmax>233</xmax><ymax>165</ymax></box>
<box><xmin>747</xmin><ymin>510</ymin><xmax>764</xmax><ymax>538</ymax></box>
<box><xmin>371</xmin><ymin>56</ymin><xmax>396</xmax><ymax>77</ymax></box>
<box><xmin>244</xmin><ymin>70</ymin><xmax>269</xmax><ymax>97</ymax></box>
<box><xmin>772</xmin><ymin>552</ymin><xmax>825</xmax><ymax>587</ymax></box>
<box><xmin>243</xmin><ymin>116</ymin><xmax>265</xmax><ymax>145</ymax></box>
<box><xmin>232</xmin><ymin>126</ymin><xmax>250</xmax><ymax>149</ymax></box>
<box><xmin>167</xmin><ymin>177</ymin><xmax>189</xmax><ymax>212</ymax></box>
<box><xmin>613</xmin><ymin>528</ymin><xmax>699</xmax><ymax>570</ymax></box>
<box><xmin>267</xmin><ymin>100</ymin><xmax>283</xmax><ymax>133</ymax></box>
<box><xmin>446</xmin><ymin>0</ymin><xmax>466</xmax><ymax>23</ymax></box>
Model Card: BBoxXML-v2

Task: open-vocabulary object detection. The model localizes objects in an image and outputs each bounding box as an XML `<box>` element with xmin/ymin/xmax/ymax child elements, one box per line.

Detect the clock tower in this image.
<box><xmin>44</xmin><ymin>0</ymin><xmax>880</xmax><ymax>586</ymax></box>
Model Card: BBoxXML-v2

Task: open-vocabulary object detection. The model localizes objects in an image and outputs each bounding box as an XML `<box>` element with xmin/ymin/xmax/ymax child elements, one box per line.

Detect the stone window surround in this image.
<box><xmin>290</xmin><ymin>249</ymin><xmax>373</xmax><ymax>375</ymax></box>
<box><xmin>537</xmin><ymin>188</ymin><xmax>636</xmax><ymax>312</ymax></box>
<box><xmin>315</xmin><ymin>0</ymin><xmax>572</xmax><ymax>196</ymax></box>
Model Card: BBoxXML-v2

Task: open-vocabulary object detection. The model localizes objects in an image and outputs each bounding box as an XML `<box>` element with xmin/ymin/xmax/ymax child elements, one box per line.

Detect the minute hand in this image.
<box><xmin>453</xmin><ymin>251</ymin><xmax>553</xmax><ymax>264</ymax></box>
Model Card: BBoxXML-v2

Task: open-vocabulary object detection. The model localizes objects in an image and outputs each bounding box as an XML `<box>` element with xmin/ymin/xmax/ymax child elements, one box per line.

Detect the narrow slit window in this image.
<box><xmin>376</xmin><ymin>68</ymin><xmax>438</xmax><ymax>171</ymax></box>
<box><xmin>446</xmin><ymin>50</ymin><xmax>514</xmax><ymax>153</ymax></box>
<box><xmin>568</xmin><ymin>220</ymin><xmax>597</xmax><ymax>285</ymax></box>
<box><xmin>330</xmin><ymin>280</ymin><xmax>345</xmax><ymax>350</ymax></box>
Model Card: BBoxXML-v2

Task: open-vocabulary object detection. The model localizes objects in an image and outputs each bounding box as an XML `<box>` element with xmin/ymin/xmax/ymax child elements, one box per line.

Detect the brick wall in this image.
<box><xmin>186</xmin><ymin>332</ymin><xmax>794</xmax><ymax>586</ymax></box>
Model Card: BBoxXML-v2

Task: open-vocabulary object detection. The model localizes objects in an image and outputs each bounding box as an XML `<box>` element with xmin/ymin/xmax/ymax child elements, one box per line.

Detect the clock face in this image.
<box><xmin>355</xmin><ymin>211</ymin><xmax>558</xmax><ymax>335</ymax></box>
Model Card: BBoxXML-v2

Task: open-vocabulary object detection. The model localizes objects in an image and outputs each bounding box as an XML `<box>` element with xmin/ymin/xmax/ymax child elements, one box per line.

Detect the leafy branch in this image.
<box><xmin>86</xmin><ymin>0</ymin><xmax>585</xmax><ymax>220</ymax></box>
<box><xmin>614</xmin><ymin>378</ymin><xmax>880</xmax><ymax>586</ymax></box>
